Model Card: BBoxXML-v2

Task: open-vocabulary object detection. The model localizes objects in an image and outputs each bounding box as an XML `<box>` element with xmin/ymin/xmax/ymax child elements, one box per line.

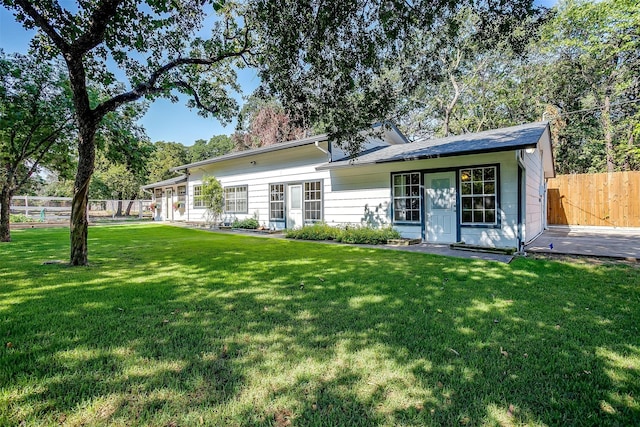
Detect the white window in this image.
<box><xmin>193</xmin><ymin>185</ymin><xmax>204</xmax><ymax>208</ymax></box>
<box><xmin>304</xmin><ymin>181</ymin><xmax>322</xmax><ymax>222</ymax></box>
<box><xmin>460</xmin><ymin>167</ymin><xmax>497</xmax><ymax>224</ymax></box>
<box><xmin>224</xmin><ymin>185</ymin><xmax>248</xmax><ymax>213</ymax></box>
<box><xmin>270</xmin><ymin>184</ymin><xmax>285</xmax><ymax>220</ymax></box>
<box><xmin>393</xmin><ymin>172</ymin><xmax>421</xmax><ymax>223</ymax></box>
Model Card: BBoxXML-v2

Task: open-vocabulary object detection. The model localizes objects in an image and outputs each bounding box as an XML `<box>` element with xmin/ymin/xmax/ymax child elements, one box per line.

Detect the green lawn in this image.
<box><xmin>1</xmin><ymin>224</ymin><xmax>639</xmax><ymax>426</ymax></box>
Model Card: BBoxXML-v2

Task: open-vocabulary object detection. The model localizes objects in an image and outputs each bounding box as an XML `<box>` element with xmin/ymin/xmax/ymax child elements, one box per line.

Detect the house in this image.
<box><xmin>142</xmin><ymin>121</ymin><xmax>554</xmax><ymax>251</ymax></box>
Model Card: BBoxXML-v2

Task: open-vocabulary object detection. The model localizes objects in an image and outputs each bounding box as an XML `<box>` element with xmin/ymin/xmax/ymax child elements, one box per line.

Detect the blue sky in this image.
<box><xmin>0</xmin><ymin>1</ymin><xmax>557</xmax><ymax>146</ymax></box>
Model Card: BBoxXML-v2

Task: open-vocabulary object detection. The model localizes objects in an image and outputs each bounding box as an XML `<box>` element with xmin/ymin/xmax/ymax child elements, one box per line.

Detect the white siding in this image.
<box><xmin>327</xmin><ymin>151</ymin><xmax>521</xmax><ymax>248</ymax></box>
<box><xmin>185</xmin><ymin>145</ymin><xmax>331</xmax><ymax>227</ymax></box>
<box><xmin>523</xmin><ymin>146</ymin><xmax>545</xmax><ymax>243</ymax></box>
<box><xmin>177</xmin><ymin>142</ymin><xmax>543</xmax><ymax>249</ymax></box>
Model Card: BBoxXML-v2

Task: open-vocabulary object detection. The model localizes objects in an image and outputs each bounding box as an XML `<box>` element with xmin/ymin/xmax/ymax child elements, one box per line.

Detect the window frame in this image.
<box><xmin>269</xmin><ymin>183</ymin><xmax>285</xmax><ymax>221</ymax></box>
<box><xmin>391</xmin><ymin>171</ymin><xmax>422</xmax><ymax>224</ymax></box>
<box><xmin>224</xmin><ymin>185</ymin><xmax>248</xmax><ymax>214</ymax></box>
<box><xmin>303</xmin><ymin>180</ymin><xmax>323</xmax><ymax>223</ymax></box>
<box><xmin>193</xmin><ymin>185</ymin><xmax>204</xmax><ymax>208</ymax></box>
<box><xmin>459</xmin><ymin>165</ymin><xmax>499</xmax><ymax>226</ymax></box>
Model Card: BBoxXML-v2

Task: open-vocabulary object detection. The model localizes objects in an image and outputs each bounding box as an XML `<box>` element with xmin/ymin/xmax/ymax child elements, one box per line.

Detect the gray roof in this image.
<box><xmin>171</xmin><ymin>134</ymin><xmax>328</xmax><ymax>172</ymax></box>
<box><xmin>141</xmin><ymin>174</ymin><xmax>187</xmax><ymax>190</ymax></box>
<box><xmin>318</xmin><ymin>122</ymin><xmax>550</xmax><ymax>170</ymax></box>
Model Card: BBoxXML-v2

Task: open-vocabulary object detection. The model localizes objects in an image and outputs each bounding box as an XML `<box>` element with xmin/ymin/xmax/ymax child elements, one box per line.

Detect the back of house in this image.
<box><xmin>143</xmin><ymin>121</ymin><xmax>554</xmax><ymax>251</ymax></box>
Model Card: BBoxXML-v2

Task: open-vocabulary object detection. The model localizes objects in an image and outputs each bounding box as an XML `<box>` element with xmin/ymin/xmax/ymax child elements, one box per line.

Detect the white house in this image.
<box><xmin>143</xmin><ymin>121</ymin><xmax>554</xmax><ymax>251</ymax></box>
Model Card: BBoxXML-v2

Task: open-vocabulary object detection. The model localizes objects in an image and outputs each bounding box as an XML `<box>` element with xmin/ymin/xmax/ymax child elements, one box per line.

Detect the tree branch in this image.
<box><xmin>94</xmin><ymin>34</ymin><xmax>252</xmax><ymax>118</ymax></box>
<box><xmin>12</xmin><ymin>0</ymin><xmax>69</xmax><ymax>52</ymax></box>
<box><xmin>72</xmin><ymin>0</ymin><xmax>124</xmax><ymax>54</ymax></box>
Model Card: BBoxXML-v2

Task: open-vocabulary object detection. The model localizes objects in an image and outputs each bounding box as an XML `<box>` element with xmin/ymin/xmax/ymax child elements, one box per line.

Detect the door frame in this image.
<box><xmin>424</xmin><ymin>171</ymin><xmax>459</xmax><ymax>243</ymax></box>
<box><xmin>286</xmin><ymin>183</ymin><xmax>303</xmax><ymax>229</ymax></box>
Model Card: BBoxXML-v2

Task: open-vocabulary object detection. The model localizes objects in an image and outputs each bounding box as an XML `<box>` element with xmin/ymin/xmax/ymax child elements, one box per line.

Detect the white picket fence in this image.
<box><xmin>10</xmin><ymin>196</ymin><xmax>153</xmax><ymax>221</ymax></box>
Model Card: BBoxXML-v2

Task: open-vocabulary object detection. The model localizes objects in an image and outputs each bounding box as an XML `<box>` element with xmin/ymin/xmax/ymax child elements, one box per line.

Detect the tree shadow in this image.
<box><xmin>1</xmin><ymin>225</ymin><xmax>638</xmax><ymax>425</ymax></box>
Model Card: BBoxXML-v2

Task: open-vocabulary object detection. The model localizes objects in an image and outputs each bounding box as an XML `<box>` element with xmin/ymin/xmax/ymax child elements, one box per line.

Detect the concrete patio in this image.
<box><xmin>525</xmin><ymin>226</ymin><xmax>640</xmax><ymax>261</ymax></box>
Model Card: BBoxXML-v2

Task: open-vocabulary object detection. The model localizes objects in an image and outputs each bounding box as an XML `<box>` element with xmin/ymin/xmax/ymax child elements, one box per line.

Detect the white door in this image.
<box><xmin>287</xmin><ymin>184</ymin><xmax>303</xmax><ymax>229</ymax></box>
<box><xmin>425</xmin><ymin>172</ymin><xmax>457</xmax><ymax>243</ymax></box>
<box><xmin>165</xmin><ymin>188</ymin><xmax>173</xmax><ymax>221</ymax></box>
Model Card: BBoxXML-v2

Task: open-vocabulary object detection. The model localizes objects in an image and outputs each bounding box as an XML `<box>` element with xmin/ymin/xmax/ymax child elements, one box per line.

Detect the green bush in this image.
<box><xmin>10</xmin><ymin>214</ymin><xmax>35</xmax><ymax>223</ymax></box>
<box><xmin>338</xmin><ymin>225</ymin><xmax>401</xmax><ymax>244</ymax></box>
<box><xmin>285</xmin><ymin>222</ymin><xmax>341</xmax><ymax>240</ymax></box>
<box><xmin>286</xmin><ymin>223</ymin><xmax>400</xmax><ymax>245</ymax></box>
<box><xmin>232</xmin><ymin>218</ymin><xmax>260</xmax><ymax>229</ymax></box>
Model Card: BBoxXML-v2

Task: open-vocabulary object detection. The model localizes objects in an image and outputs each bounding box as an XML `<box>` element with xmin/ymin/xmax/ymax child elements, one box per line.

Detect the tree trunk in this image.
<box><xmin>602</xmin><ymin>93</ymin><xmax>615</xmax><ymax>172</ymax></box>
<box><xmin>70</xmin><ymin>125</ymin><xmax>97</xmax><ymax>266</ymax></box>
<box><xmin>442</xmin><ymin>71</ymin><xmax>460</xmax><ymax>137</ymax></box>
<box><xmin>0</xmin><ymin>187</ymin><xmax>13</xmax><ymax>242</ymax></box>
<box><xmin>125</xmin><ymin>195</ymin><xmax>136</xmax><ymax>216</ymax></box>
<box><xmin>116</xmin><ymin>194</ymin><xmax>123</xmax><ymax>217</ymax></box>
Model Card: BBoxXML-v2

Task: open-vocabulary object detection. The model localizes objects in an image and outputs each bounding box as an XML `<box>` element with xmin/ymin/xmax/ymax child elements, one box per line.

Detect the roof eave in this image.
<box><xmin>171</xmin><ymin>134</ymin><xmax>329</xmax><ymax>172</ymax></box>
<box><xmin>317</xmin><ymin>143</ymin><xmax>538</xmax><ymax>170</ymax></box>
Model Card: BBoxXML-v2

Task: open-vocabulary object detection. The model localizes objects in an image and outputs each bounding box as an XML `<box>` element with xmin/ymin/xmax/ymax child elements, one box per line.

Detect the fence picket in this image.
<box><xmin>547</xmin><ymin>172</ymin><xmax>640</xmax><ymax>227</ymax></box>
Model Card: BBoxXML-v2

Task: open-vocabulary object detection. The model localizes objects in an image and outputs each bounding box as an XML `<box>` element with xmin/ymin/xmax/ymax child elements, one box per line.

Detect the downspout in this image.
<box><xmin>517</xmin><ymin>165</ymin><xmax>524</xmax><ymax>254</ymax></box>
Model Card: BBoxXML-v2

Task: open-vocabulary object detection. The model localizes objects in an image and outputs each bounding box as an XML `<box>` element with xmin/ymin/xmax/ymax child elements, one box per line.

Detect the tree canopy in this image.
<box><xmin>2</xmin><ymin>0</ymin><xmax>545</xmax><ymax>264</ymax></box>
<box><xmin>0</xmin><ymin>52</ymin><xmax>76</xmax><ymax>242</ymax></box>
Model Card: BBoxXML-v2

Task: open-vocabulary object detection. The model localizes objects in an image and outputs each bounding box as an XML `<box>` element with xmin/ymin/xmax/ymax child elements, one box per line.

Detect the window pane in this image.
<box><xmin>484</xmin><ymin>168</ymin><xmax>495</xmax><ymax>180</ymax></box>
<box><xmin>462</xmin><ymin>210</ymin><xmax>472</xmax><ymax>222</ymax></box>
<box><xmin>484</xmin><ymin>196</ymin><xmax>495</xmax><ymax>209</ymax></box>
<box><xmin>473</xmin><ymin>182</ymin><xmax>483</xmax><ymax>194</ymax></box>
<box><xmin>473</xmin><ymin>197</ymin><xmax>484</xmax><ymax>209</ymax></box>
<box><xmin>473</xmin><ymin>169</ymin><xmax>483</xmax><ymax>181</ymax></box>
<box><xmin>290</xmin><ymin>187</ymin><xmax>301</xmax><ymax>209</ymax></box>
<box><xmin>462</xmin><ymin>198</ymin><xmax>472</xmax><ymax>209</ymax></box>
<box><xmin>461</xmin><ymin>182</ymin><xmax>472</xmax><ymax>195</ymax></box>
<box><xmin>485</xmin><ymin>210</ymin><xmax>495</xmax><ymax>223</ymax></box>
<box><xmin>473</xmin><ymin>210</ymin><xmax>484</xmax><ymax>222</ymax></box>
<box><xmin>484</xmin><ymin>182</ymin><xmax>495</xmax><ymax>194</ymax></box>
<box><xmin>460</xmin><ymin>170</ymin><xmax>471</xmax><ymax>182</ymax></box>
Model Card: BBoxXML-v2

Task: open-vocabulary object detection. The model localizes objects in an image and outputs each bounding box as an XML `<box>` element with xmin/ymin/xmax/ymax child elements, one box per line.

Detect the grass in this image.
<box><xmin>1</xmin><ymin>224</ymin><xmax>639</xmax><ymax>426</ymax></box>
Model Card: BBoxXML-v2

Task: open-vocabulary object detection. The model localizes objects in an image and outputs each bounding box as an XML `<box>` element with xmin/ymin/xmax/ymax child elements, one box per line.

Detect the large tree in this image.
<box><xmin>188</xmin><ymin>135</ymin><xmax>234</xmax><ymax>163</ymax></box>
<box><xmin>3</xmin><ymin>0</ymin><xmax>252</xmax><ymax>264</ymax></box>
<box><xmin>252</xmin><ymin>0</ymin><xmax>540</xmax><ymax>151</ymax></box>
<box><xmin>0</xmin><ymin>52</ymin><xmax>75</xmax><ymax>242</ymax></box>
<box><xmin>538</xmin><ymin>0</ymin><xmax>640</xmax><ymax>172</ymax></box>
<box><xmin>3</xmin><ymin>0</ymin><xmax>540</xmax><ymax>264</ymax></box>
<box><xmin>233</xmin><ymin>96</ymin><xmax>309</xmax><ymax>150</ymax></box>
<box><xmin>146</xmin><ymin>141</ymin><xmax>189</xmax><ymax>184</ymax></box>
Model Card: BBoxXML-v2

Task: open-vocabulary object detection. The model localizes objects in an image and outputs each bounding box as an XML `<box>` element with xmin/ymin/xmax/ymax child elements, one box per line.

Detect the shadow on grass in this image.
<box><xmin>0</xmin><ymin>225</ymin><xmax>638</xmax><ymax>425</ymax></box>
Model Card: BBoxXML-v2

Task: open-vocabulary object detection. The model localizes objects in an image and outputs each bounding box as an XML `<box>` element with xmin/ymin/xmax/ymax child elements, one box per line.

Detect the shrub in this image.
<box><xmin>232</xmin><ymin>218</ymin><xmax>259</xmax><ymax>229</ymax></box>
<box><xmin>285</xmin><ymin>222</ymin><xmax>341</xmax><ymax>240</ymax></box>
<box><xmin>286</xmin><ymin>223</ymin><xmax>400</xmax><ymax>244</ymax></box>
<box><xmin>338</xmin><ymin>225</ymin><xmax>401</xmax><ymax>244</ymax></box>
<box><xmin>10</xmin><ymin>214</ymin><xmax>35</xmax><ymax>223</ymax></box>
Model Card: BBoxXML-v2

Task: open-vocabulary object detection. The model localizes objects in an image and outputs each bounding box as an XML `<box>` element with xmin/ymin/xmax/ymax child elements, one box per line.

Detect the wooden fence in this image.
<box><xmin>547</xmin><ymin>172</ymin><xmax>640</xmax><ymax>227</ymax></box>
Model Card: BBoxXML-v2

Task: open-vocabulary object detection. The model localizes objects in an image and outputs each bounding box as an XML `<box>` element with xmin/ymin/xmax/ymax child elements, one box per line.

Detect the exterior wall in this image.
<box><xmin>175</xmin><ymin>143</ymin><xmax>544</xmax><ymax>249</ymax></box>
<box><xmin>185</xmin><ymin>144</ymin><xmax>331</xmax><ymax>227</ymax></box>
<box><xmin>327</xmin><ymin>151</ymin><xmax>522</xmax><ymax>247</ymax></box>
<box><xmin>522</xmin><ymin>146</ymin><xmax>546</xmax><ymax>243</ymax></box>
<box><xmin>151</xmin><ymin>185</ymin><xmax>188</xmax><ymax>222</ymax></box>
